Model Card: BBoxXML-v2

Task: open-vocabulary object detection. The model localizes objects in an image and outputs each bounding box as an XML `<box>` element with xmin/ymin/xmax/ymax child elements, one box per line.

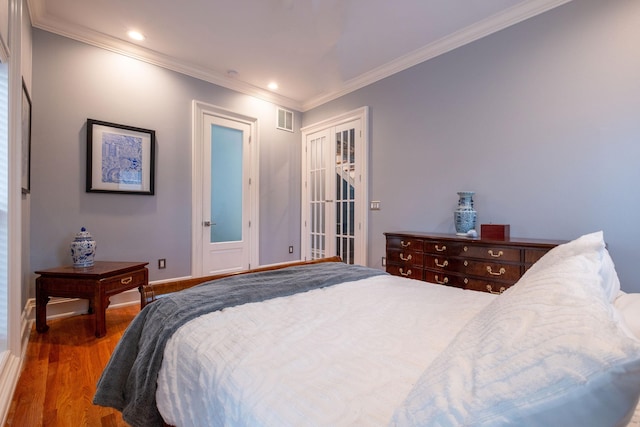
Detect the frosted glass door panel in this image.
<box><xmin>211</xmin><ymin>124</ymin><xmax>243</xmax><ymax>243</ymax></box>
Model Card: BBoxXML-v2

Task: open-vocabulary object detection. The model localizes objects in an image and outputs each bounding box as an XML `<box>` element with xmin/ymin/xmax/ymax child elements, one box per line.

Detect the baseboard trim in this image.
<box><xmin>0</xmin><ymin>351</ymin><xmax>21</xmax><ymax>425</ymax></box>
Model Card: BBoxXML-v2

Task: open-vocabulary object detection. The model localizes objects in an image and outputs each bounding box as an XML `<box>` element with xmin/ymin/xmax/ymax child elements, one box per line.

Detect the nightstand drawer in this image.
<box><xmin>101</xmin><ymin>268</ymin><xmax>147</xmax><ymax>294</ymax></box>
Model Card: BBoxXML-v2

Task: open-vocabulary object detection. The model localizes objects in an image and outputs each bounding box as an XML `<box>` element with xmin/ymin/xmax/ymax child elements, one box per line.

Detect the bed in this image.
<box><xmin>94</xmin><ymin>231</ymin><xmax>640</xmax><ymax>427</ymax></box>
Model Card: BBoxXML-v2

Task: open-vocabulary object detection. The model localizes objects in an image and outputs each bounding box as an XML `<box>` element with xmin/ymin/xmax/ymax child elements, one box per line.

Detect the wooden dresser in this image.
<box><xmin>384</xmin><ymin>232</ymin><xmax>565</xmax><ymax>294</ymax></box>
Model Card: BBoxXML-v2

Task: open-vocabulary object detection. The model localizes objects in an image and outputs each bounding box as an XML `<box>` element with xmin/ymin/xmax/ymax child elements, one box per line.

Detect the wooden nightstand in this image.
<box><xmin>35</xmin><ymin>261</ymin><xmax>149</xmax><ymax>338</ymax></box>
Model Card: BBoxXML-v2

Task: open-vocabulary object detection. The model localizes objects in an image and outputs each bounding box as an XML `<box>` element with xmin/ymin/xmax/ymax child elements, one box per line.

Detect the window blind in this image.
<box><xmin>0</xmin><ymin>61</ymin><xmax>9</xmax><ymax>352</ymax></box>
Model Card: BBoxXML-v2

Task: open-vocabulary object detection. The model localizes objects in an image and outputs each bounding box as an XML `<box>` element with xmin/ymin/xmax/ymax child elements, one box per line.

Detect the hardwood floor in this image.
<box><xmin>5</xmin><ymin>304</ymin><xmax>139</xmax><ymax>426</ymax></box>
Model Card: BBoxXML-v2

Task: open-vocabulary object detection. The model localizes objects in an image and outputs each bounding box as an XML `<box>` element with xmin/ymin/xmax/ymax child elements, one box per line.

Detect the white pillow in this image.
<box><xmin>524</xmin><ymin>231</ymin><xmax>620</xmax><ymax>302</ymax></box>
<box><xmin>390</xmin><ymin>231</ymin><xmax>640</xmax><ymax>427</ymax></box>
<box><xmin>615</xmin><ymin>292</ymin><xmax>640</xmax><ymax>339</ymax></box>
<box><xmin>601</xmin><ymin>248</ymin><xmax>622</xmax><ymax>302</ymax></box>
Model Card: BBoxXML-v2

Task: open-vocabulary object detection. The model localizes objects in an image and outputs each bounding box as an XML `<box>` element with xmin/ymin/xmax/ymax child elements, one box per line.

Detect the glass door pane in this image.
<box><xmin>210</xmin><ymin>124</ymin><xmax>243</xmax><ymax>243</ymax></box>
<box><xmin>335</xmin><ymin>128</ymin><xmax>355</xmax><ymax>264</ymax></box>
<box><xmin>309</xmin><ymin>134</ymin><xmax>326</xmax><ymax>259</ymax></box>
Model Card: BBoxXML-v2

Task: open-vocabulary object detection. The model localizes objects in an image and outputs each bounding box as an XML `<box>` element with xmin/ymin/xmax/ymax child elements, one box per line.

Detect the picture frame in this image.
<box><xmin>86</xmin><ymin>119</ymin><xmax>155</xmax><ymax>195</ymax></box>
<box><xmin>21</xmin><ymin>79</ymin><xmax>31</xmax><ymax>194</ymax></box>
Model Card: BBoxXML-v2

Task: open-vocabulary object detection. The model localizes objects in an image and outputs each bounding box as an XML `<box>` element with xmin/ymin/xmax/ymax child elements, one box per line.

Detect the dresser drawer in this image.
<box><xmin>425</xmin><ymin>270</ymin><xmax>513</xmax><ymax>293</ymax></box>
<box><xmin>386</xmin><ymin>236</ymin><xmax>424</xmax><ymax>252</ymax></box>
<box><xmin>423</xmin><ymin>254</ymin><xmax>454</xmax><ymax>271</ymax></box>
<box><xmin>387</xmin><ymin>250</ymin><xmax>424</xmax><ymax>267</ymax></box>
<box><xmin>460</xmin><ymin>245</ymin><xmax>521</xmax><ymax>262</ymax></box>
<box><xmin>424</xmin><ymin>271</ymin><xmax>465</xmax><ymax>288</ymax></box>
<box><xmin>459</xmin><ymin>259</ymin><xmax>521</xmax><ymax>282</ymax></box>
<box><xmin>525</xmin><ymin>248</ymin><xmax>549</xmax><ymax>265</ymax></box>
<box><xmin>462</xmin><ymin>276</ymin><xmax>512</xmax><ymax>294</ymax></box>
<box><xmin>423</xmin><ymin>241</ymin><xmax>520</xmax><ymax>262</ymax></box>
<box><xmin>386</xmin><ymin>264</ymin><xmax>423</xmax><ymax>280</ymax></box>
<box><xmin>423</xmin><ymin>240</ymin><xmax>463</xmax><ymax>255</ymax></box>
<box><xmin>425</xmin><ymin>255</ymin><xmax>520</xmax><ymax>283</ymax></box>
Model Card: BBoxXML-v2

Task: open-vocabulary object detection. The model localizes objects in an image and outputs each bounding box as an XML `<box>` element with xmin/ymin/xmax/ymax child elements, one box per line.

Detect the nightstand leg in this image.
<box><xmin>35</xmin><ymin>279</ymin><xmax>50</xmax><ymax>333</ymax></box>
<box><xmin>93</xmin><ymin>294</ymin><xmax>106</xmax><ymax>338</ymax></box>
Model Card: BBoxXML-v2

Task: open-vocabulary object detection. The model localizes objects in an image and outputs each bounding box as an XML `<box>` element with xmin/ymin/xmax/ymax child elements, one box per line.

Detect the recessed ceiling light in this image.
<box><xmin>268</xmin><ymin>82</ymin><xmax>279</xmax><ymax>90</ymax></box>
<box><xmin>127</xmin><ymin>31</ymin><xmax>145</xmax><ymax>41</ymax></box>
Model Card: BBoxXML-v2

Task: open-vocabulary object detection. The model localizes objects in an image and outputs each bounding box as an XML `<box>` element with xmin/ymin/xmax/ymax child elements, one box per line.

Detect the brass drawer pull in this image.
<box><xmin>464</xmin><ymin>260</ymin><xmax>468</xmax><ymax>267</ymax></box>
<box><xmin>434</xmin><ymin>259</ymin><xmax>448</xmax><ymax>268</ymax></box>
<box><xmin>464</xmin><ymin>278</ymin><xmax>469</xmax><ymax>284</ymax></box>
<box><xmin>399</xmin><ymin>253</ymin><xmax>412</xmax><ymax>261</ymax></box>
<box><xmin>488</xmin><ymin>250</ymin><xmax>504</xmax><ymax>258</ymax></box>
<box><xmin>435</xmin><ymin>275</ymin><xmax>449</xmax><ymax>285</ymax></box>
<box><xmin>435</xmin><ymin>244</ymin><xmax>446</xmax><ymax>252</ymax></box>
<box><xmin>399</xmin><ymin>268</ymin><xmax>412</xmax><ymax>277</ymax></box>
<box><xmin>400</xmin><ymin>240</ymin><xmax>411</xmax><ymax>248</ymax></box>
<box><xmin>121</xmin><ymin>276</ymin><xmax>133</xmax><ymax>285</ymax></box>
<box><xmin>486</xmin><ymin>266</ymin><xmax>506</xmax><ymax>276</ymax></box>
<box><xmin>487</xmin><ymin>284</ymin><xmax>506</xmax><ymax>295</ymax></box>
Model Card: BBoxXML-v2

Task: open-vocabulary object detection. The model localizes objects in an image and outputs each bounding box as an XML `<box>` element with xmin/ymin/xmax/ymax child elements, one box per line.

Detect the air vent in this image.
<box><xmin>276</xmin><ymin>107</ymin><xmax>294</xmax><ymax>132</ymax></box>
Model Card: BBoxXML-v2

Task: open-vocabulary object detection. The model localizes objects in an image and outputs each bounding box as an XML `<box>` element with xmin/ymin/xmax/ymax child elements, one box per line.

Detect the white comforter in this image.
<box><xmin>156</xmin><ymin>232</ymin><xmax>640</xmax><ymax>427</ymax></box>
<box><xmin>157</xmin><ymin>275</ymin><xmax>496</xmax><ymax>426</ymax></box>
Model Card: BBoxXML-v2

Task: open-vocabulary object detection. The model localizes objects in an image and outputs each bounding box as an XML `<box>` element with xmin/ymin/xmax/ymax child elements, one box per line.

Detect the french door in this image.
<box><xmin>301</xmin><ymin>107</ymin><xmax>369</xmax><ymax>265</ymax></box>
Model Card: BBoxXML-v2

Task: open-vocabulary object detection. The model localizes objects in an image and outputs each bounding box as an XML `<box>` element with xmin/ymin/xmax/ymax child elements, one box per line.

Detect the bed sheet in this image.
<box><xmin>156</xmin><ymin>274</ymin><xmax>496</xmax><ymax>427</ymax></box>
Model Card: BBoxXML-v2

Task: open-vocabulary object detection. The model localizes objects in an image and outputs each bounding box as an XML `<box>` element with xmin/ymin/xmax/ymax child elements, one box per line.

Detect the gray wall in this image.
<box><xmin>304</xmin><ymin>0</ymin><xmax>640</xmax><ymax>292</ymax></box>
<box><xmin>30</xmin><ymin>30</ymin><xmax>302</xmax><ymax>299</ymax></box>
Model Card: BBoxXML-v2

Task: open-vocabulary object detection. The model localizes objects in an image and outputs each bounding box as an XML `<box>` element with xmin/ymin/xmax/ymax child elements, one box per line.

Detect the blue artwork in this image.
<box><xmin>101</xmin><ymin>132</ymin><xmax>143</xmax><ymax>185</ymax></box>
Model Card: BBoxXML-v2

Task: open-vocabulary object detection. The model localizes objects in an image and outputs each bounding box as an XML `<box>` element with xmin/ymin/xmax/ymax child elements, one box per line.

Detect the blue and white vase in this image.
<box><xmin>454</xmin><ymin>191</ymin><xmax>477</xmax><ymax>236</ymax></box>
<box><xmin>70</xmin><ymin>227</ymin><xmax>96</xmax><ymax>267</ymax></box>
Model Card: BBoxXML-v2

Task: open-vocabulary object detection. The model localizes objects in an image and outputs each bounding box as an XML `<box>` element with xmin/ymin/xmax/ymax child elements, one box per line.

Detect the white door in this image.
<box><xmin>201</xmin><ymin>114</ymin><xmax>251</xmax><ymax>274</ymax></box>
<box><xmin>301</xmin><ymin>108</ymin><xmax>369</xmax><ymax>265</ymax></box>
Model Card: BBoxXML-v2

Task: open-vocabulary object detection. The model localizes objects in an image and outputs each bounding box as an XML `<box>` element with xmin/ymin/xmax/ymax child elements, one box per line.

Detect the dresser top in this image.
<box><xmin>384</xmin><ymin>231</ymin><xmax>567</xmax><ymax>248</ymax></box>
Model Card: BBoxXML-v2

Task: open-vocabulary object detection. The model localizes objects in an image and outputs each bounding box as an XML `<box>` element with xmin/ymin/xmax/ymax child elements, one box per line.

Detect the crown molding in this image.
<box><xmin>301</xmin><ymin>0</ymin><xmax>573</xmax><ymax>111</ymax></box>
<box><xmin>27</xmin><ymin>0</ymin><xmax>303</xmax><ymax>111</ymax></box>
<box><xmin>28</xmin><ymin>0</ymin><xmax>572</xmax><ymax>113</ymax></box>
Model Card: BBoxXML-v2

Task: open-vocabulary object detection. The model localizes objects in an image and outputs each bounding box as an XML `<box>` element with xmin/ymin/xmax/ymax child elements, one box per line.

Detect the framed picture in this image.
<box><xmin>21</xmin><ymin>79</ymin><xmax>32</xmax><ymax>194</ymax></box>
<box><xmin>86</xmin><ymin>119</ymin><xmax>155</xmax><ymax>195</ymax></box>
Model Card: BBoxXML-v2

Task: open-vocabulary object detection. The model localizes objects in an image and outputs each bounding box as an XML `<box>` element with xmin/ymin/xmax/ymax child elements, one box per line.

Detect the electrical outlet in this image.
<box><xmin>288</xmin><ymin>246</ymin><xmax>294</xmax><ymax>254</ymax></box>
<box><xmin>370</xmin><ymin>201</ymin><xmax>381</xmax><ymax>210</ymax></box>
<box><xmin>158</xmin><ymin>258</ymin><xmax>166</xmax><ymax>269</ymax></box>
<box><xmin>381</xmin><ymin>256</ymin><xmax>386</xmax><ymax>266</ymax></box>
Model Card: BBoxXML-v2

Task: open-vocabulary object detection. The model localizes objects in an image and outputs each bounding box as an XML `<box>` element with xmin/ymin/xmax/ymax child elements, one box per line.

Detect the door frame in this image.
<box><xmin>191</xmin><ymin>100</ymin><xmax>259</xmax><ymax>276</ymax></box>
<box><xmin>300</xmin><ymin>106</ymin><xmax>369</xmax><ymax>265</ymax></box>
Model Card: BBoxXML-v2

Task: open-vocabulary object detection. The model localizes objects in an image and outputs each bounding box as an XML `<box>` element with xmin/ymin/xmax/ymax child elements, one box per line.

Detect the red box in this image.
<box><xmin>481</xmin><ymin>224</ymin><xmax>510</xmax><ymax>240</ymax></box>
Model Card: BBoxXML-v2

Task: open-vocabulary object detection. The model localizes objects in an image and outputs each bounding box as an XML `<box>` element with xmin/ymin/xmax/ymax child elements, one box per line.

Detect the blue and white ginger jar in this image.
<box><xmin>454</xmin><ymin>191</ymin><xmax>477</xmax><ymax>235</ymax></box>
<box><xmin>70</xmin><ymin>227</ymin><xmax>96</xmax><ymax>267</ymax></box>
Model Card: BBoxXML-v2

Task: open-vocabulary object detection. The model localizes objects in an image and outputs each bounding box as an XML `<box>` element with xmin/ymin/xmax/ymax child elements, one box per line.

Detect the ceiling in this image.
<box><xmin>27</xmin><ymin>0</ymin><xmax>571</xmax><ymax>111</ymax></box>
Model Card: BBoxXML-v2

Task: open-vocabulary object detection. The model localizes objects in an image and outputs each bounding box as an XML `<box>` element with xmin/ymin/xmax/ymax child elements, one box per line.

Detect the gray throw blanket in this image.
<box><xmin>93</xmin><ymin>261</ymin><xmax>387</xmax><ymax>427</ymax></box>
